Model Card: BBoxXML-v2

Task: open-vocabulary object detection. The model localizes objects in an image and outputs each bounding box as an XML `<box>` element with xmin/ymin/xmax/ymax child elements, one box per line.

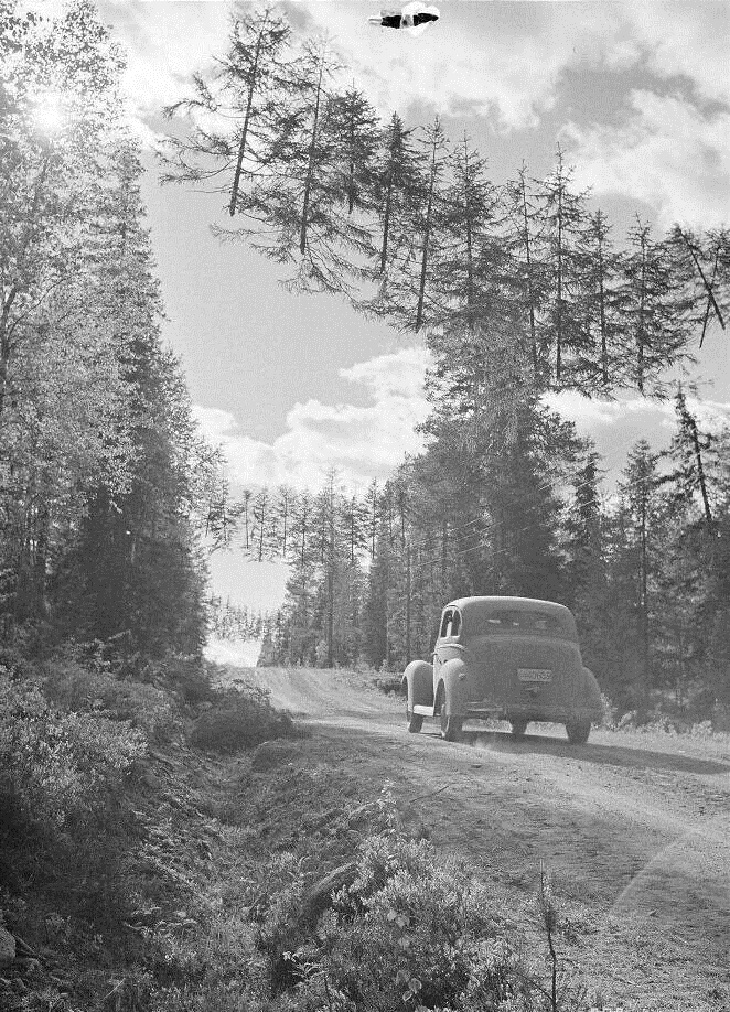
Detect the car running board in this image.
<box><xmin>413</xmin><ymin>704</ymin><xmax>435</xmax><ymax>716</ymax></box>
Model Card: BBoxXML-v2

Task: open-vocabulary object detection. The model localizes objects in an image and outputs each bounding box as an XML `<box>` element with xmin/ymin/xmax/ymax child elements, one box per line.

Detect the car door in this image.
<box><xmin>432</xmin><ymin>608</ymin><xmax>451</xmax><ymax>695</ymax></box>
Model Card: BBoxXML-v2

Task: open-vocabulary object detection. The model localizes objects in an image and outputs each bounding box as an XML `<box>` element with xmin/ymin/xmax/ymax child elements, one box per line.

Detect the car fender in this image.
<box><xmin>402</xmin><ymin>659</ymin><xmax>433</xmax><ymax>708</ymax></box>
<box><xmin>436</xmin><ymin>657</ymin><xmax>468</xmax><ymax>715</ymax></box>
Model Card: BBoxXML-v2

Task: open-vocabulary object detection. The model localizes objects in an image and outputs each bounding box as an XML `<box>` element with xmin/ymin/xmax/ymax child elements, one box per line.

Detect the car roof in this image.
<box><xmin>441</xmin><ymin>597</ymin><xmax>577</xmax><ymax>639</ymax></box>
<box><xmin>444</xmin><ymin>595</ymin><xmax>571</xmax><ymax>616</ymax></box>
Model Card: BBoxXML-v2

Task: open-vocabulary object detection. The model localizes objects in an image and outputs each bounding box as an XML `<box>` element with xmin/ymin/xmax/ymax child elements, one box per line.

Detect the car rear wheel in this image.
<box><xmin>407</xmin><ymin>707</ymin><xmax>423</xmax><ymax>733</ymax></box>
<box><xmin>510</xmin><ymin>719</ymin><xmax>528</xmax><ymax>738</ymax></box>
<box><xmin>440</xmin><ymin>701</ymin><xmax>462</xmax><ymax>742</ymax></box>
<box><xmin>566</xmin><ymin>718</ymin><xmax>591</xmax><ymax>744</ymax></box>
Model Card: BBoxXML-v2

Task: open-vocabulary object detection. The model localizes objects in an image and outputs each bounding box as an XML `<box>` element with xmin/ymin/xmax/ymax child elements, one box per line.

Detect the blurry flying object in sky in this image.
<box><xmin>368</xmin><ymin>3</ymin><xmax>440</xmax><ymax>36</ymax></box>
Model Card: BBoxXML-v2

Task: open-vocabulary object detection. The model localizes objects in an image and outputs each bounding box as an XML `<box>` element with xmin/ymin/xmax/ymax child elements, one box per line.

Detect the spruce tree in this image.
<box><xmin>161</xmin><ymin>7</ymin><xmax>292</xmax><ymax>217</ymax></box>
<box><xmin>576</xmin><ymin>210</ymin><xmax>625</xmax><ymax>388</ymax></box>
<box><xmin>619</xmin><ymin>218</ymin><xmax>694</xmax><ymax>395</ymax></box>
<box><xmin>539</xmin><ymin>148</ymin><xmax>592</xmax><ymax>387</ymax></box>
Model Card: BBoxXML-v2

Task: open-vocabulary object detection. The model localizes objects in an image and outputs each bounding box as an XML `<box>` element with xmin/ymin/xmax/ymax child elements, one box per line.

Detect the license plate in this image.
<box><xmin>517</xmin><ymin>668</ymin><xmax>552</xmax><ymax>682</ymax></box>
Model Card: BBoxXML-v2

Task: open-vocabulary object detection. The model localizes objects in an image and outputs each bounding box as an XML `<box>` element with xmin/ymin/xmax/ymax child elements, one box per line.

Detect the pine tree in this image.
<box><xmin>0</xmin><ymin>2</ymin><xmax>133</xmax><ymax>623</ymax></box>
<box><xmin>160</xmin><ymin>7</ymin><xmax>292</xmax><ymax>217</ymax></box>
<box><xmin>503</xmin><ymin>164</ymin><xmax>550</xmax><ymax>387</ymax></box>
<box><xmin>577</xmin><ymin>210</ymin><xmax>625</xmax><ymax>388</ymax></box>
<box><xmin>368</xmin><ymin>118</ymin><xmax>449</xmax><ymax>331</ymax></box>
<box><xmin>619</xmin><ymin>218</ymin><xmax>693</xmax><ymax>395</ymax></box>
<box><xmin>368</xmin><ymin>112</ymin><xmax>422</xmax><ymax>280</ymax></box>
<box><xmin>609</xmin><ymin>440</ymin><xmax>662</xmax><ymax>712</ymax></box>
<box><xmin>435</xmin><ymin>135</ymin><xmax>506</xmax><ymax>336</ymax></box>
<box><xmin>663</xmin><ymin>388</ymin><xmax>718</xmax><ymax>532</ymax></box>
<box><xmin>325</xmin><ymin>84</ymin><xmax>380</xmax><ymax>218</ymax></box>
<box><xmin>251</xmin><ymin>36</ymin><xmax>348</xmax><ymax>293</ymax></box>
<box><xmin>666</xmin><ymin>225</ymin><xmax>728</xmax><ymax>346</ymax></box>
<box><xmin>562</xmin><ymin>449</ymin><xmax>608</xmax><ymax>678</ymax></box>
<box><xmin>56</xmin><ymin>141</ymin><xmax>216</xmax><ymax>657</ymax></box>
<box><xmin>539</xmin><ymin>148</ymin><xmax>592</xmax><ymax>386</ymax></box>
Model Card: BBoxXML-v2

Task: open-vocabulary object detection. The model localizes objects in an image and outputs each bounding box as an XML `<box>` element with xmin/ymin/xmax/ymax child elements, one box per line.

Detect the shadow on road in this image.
<box><xmin>458</xmin><ymin>729</ymin><xmax>730</xmax><ymax>776</ymax></box>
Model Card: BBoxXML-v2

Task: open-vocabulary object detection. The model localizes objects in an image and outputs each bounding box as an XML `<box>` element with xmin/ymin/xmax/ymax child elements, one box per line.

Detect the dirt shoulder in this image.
<box><xmin>240</xmin><ymin>664</ymin><xmax>730</xmax><ymax>1012</ymax></box>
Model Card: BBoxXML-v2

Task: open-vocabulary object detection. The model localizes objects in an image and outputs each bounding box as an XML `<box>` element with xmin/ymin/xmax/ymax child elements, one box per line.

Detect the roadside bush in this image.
<box><xmin>0</xmin><ymin>644</ymin><xmax>38</xmax><ymax>681</ymax></box>
<box><xmin>254</xmin><ymin>791</ymin><xmax>526</xmax><ymax>1012</ymax></box>
<box><xmin>373</xmin><ymin>675</ymin><xmax>404</xmax><ymax>696</ymax></box>
<box><xmin>43</xmin><ymin>658</ymin><xmax>177</xmax><ymax>740</ymax></box>
<box><xmin>711</xmin><ymin>701</ymin><xmax>730</xmax><ymax>732</ymax></box>
<box><xmin>598</xmin><ymin>692</ymin><xmax>616</xmax><ymax>728</ymax></box>
<box><xmin>315</xmin><ymin>830</ymin><xmax>520</xmax><ymax>1012</ymax></box>
<box><xmin>0</xmin><ymin>669</ymin><xmax>146</xmax><ymax>827</ymax></box>
<box><xmin>160</xmin><ymin>654</ymin><xmax>217</xmax><ymax>704</ymax></box>
<box><xmin>256</xmin><ymin>791</ymin><xmax>600</xmax><ymax>1012</ymax></box>
<box><xmin>189</xmin><ymin>684</ymin><xmax>300</xmax><ymax>754</ymax></box>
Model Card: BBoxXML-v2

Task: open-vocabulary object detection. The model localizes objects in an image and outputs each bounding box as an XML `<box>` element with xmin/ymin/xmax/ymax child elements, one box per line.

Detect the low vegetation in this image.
<box><xmin>190</xmin><ymin>681</ymin><xmax>303</xmax><ymax>754</ymax></box>
<box><xmin>1</xmin><ymin>648</ymin><xmax>630</xmax><ymax>1012</ymax></box>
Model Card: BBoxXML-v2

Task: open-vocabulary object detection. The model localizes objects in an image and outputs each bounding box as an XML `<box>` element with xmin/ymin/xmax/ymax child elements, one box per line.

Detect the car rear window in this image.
<box><xmin>480</xmin><ymin>610</ymin><xmax>573</xmax><ymax>638</ymax></box>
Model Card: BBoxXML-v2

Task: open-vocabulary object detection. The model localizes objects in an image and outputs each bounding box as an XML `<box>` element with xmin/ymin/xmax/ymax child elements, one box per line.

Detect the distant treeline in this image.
<box><xmin>207</xmin><ymin>597</ymin><xmax>273</xmax><ymax>644</ymax></box>
<box><xmin>0</xmin><ymin>3</ymin><xmax>227</xmax><ymax>660</ymax></box>
<box><xmin>239</xmin><ymin>387</ymin><xmax>730</xmax><ymax>721</ymax></box>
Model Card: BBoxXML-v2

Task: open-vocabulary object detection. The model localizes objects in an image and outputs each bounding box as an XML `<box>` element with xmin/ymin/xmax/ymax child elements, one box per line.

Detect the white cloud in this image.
<box><xmin>194</xmin><ymin>346</ymin><xmax>430</xmax><ymax>493</ymax></box>
<box><xmin>545</xmin><ymin>389</ymin><xmax>730</xmax><ymax>436</ymax></box>
<box><xmin>542</xmin><ymin>390</ymin><xmax>661</xmax><ymax>427</ymax></box>
<box><xmin>198</xmin><ymin>367</ymin><xmax>730</xmax><ymax>497</ymax></box>
<box><xmin>97</xmin><ymin>0</ymin><xmax>232</xmax><ymax>145</ymax></box>
<box><xmin>562</xmin><ymin>90</ymin><xmax>730</xmax><ymax>229</ymax></box>
<box><xmin>308</xmin><ymin>4</ymin><xmax>576</xmax><ymax>130</ymax></box>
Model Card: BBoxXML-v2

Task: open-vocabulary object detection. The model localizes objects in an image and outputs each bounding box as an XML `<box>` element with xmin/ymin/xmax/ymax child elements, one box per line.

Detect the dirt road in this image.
<box><xmin>239</xmin><ymin>665</ymin><xmax>730</xmax><ymax>1010</ymax></box>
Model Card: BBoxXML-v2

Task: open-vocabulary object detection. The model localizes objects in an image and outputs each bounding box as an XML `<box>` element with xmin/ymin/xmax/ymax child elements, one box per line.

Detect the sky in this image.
<box><xmin>83</xmin><ymin>0</ymin><xmax>730</xmax><ymax>610</ymax></box>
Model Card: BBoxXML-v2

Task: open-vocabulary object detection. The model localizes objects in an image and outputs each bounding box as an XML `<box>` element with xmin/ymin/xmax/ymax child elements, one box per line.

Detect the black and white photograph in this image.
<box><xmin>1</xmin><ymin>1</ymin><xmax>729</xmax><ymax>1010</ymax></box>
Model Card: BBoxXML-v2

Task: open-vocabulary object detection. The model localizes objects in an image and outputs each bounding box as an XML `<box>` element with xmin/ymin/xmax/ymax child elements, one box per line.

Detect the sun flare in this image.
<box><xmin>33</xmin><ymin>93</ymin><xmax>65</xmax><ymax>136</ymax></box>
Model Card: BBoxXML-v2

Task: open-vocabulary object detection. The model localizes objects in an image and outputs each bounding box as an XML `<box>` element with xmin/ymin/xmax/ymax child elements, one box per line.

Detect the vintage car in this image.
<box><xmin>402</xmin><ymin>595</ymin><xmax>602</xmax><ymax>744</ymax></box>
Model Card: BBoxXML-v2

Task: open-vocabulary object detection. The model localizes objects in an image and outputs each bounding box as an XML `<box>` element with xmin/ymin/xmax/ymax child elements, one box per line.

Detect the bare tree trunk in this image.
<box><xmin>0</xmin><ymin>292</ymin><xmax>15</xmax><ymax>420</ymax></box>
<box><xmin>687</xmin><ymin>412</ymin><xmax>714</xmax><ymax>529</ymax></box>
<box><xmin>441</xmin><ymin>518</ymin><xmax>448</xmax><ymax>595</ymax></box>
<box><xmin>405</xmin><ymin>540</ymin><xmax>411</xmax><ymax>664</ymax></box>
<box><xmin>256</xmin><ymin>492</ymin><xmax>267</xmax><ymax>561</ymax></box>
<box><xmin>639</xmin><ymin>494</ymin><xmax>649</xmax><ymax>704</ymax></box>
<box><xmin>676</xmin><ymin>228</ymin><xmax>725</xmax><ymax>337</ymax></box>
<box><xmin>596</xmin><ymin>231</ymin><xmax>609</xmax><ymax>385</ymax></box>
<box><xmin>300</xmin><ymin>57</ymin><xmax>325</xmax><ymax>256</ymax></box>
<box><xmin>636</xmin><ymin>229</ymin><xmax>647</xmax><ymax>394</ymax></box>
<box><xmin>228</xmin><ymin>17</ymin><xmax>268</xmax><ymax>217</ymax></box>
<box><xmin>415</xmin><ymin>125</ymin><xmax>441</xmax><ymax>332</ymax></box>
<box><xmin>380</xmin><ymin>168</ymin><xmax>393</xmax><ymax>274</ymax></box>
<box><xmin>555</xmin><ymin>173</ymin><xmax>563</xmax><ymax>383</ymax></box>
<box><xmin>519</xmin><ymin>171</ymin><xmax>539</xmax><ymax>381</ymax></box>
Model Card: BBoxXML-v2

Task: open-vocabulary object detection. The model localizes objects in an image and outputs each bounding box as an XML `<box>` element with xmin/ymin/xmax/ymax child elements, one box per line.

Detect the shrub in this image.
<box><xmin>43</xmin><ymin>659</ymin><xmax>177</xmax><ymax>740</ymax></box>
<box><xmin>189</xmin><ymin>685</ymin><xmax>300</xmax><ymax>754</ymax></box>
<box><xmin>373</xmin><ymin>676</ymin><xmax>405</xmax><ymax>696</ymax></box>
<box><xmin>253</xmin><ymin>791</ymin><xmax>525</xmax><ymax>1012</ymax></box>
<box><xmin>317</xmin><ymin>831</ymin><xmax>519</xmax><ymax>1012</ymax></box>
<box><xmin>158</xmin><ymin>654</ymin><xmax>217</xmax><ymax>704</ymax></box>
<box><xmin>0</xmin><ymin>645</ymin><xmax>38</xmax><ymax>681</ymax></box>
<box><xmin>598</xmin><ymin>692</ymin><xmax>616</xmax><ymax>728</ymax></box>
<box><xmin>257</xmin><ymin>791</ymin><xmax>598</xmax><ymax>1012</ymax></box>
<box><xmin>0</xmin><ymin>670</ymin><xmax>146</xmax><ymax>827</ymax></box>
